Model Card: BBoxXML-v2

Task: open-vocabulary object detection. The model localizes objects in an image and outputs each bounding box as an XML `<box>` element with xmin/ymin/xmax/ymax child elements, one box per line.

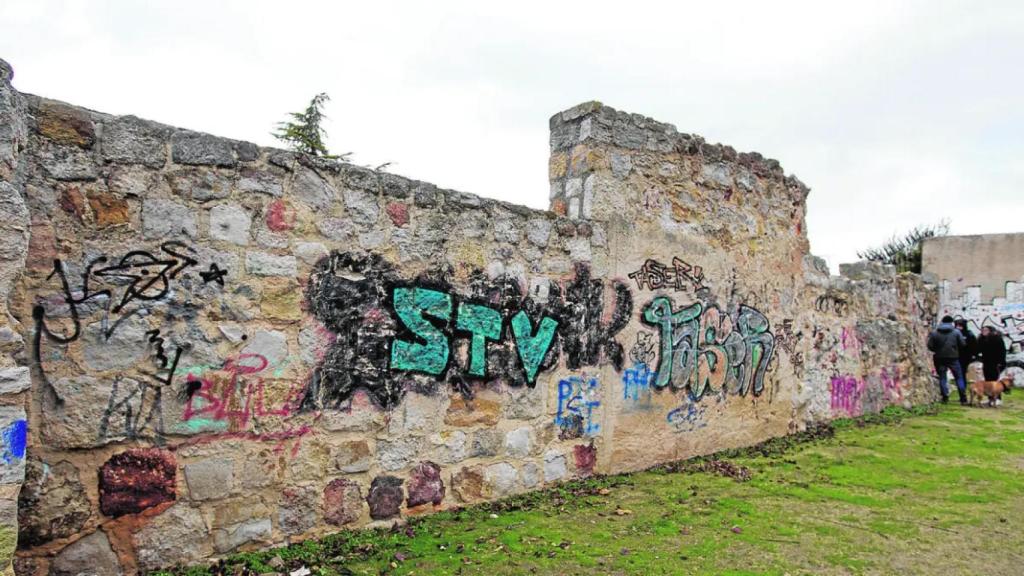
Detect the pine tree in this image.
<box><xmin>272</xmin><ymin>93</ymin><xmax>347</xmax><ymax>159</ymax></box>
<box><xmin>857</xmin><ymin>220</ymin><xmax>950</xmax><ymax>274</ymax></box>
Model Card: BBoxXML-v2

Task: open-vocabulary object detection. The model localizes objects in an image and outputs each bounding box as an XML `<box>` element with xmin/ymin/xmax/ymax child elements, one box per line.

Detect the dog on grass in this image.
<box><xmin>968</xmin><ymin>376</ymin><xmax>1014</xmax><ymax>407</ymax></box>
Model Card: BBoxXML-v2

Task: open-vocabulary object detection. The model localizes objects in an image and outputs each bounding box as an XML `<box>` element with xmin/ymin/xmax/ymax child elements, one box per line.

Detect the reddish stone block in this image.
<box><xmin>87</xmin><ymin>192</ymin><xmax>130</xmax><ymax>228</ymax></box>
<box><xmin>406</xmin><ymin>461</ymin><xmax>444</xmax><ymax>507</ymax></box>
<box><xmin>385</xmin><ymin>202</ymin><xmax>408</xmax><ymax>227</ymax></box>
<box><xmin>366</xmin><ymin>475</ymin><xmax>403</xmax><ymax>520</ymax></box>
<box><xmin>265</xmin><ymin>199</ymin><xmax>295</xmax><ymax>232</ymax></box>
<box><xmin>323</xmin><ymin>478</ymin><xmax>363</xmax><ymax>526</ymax></box>
<box><xmin>98</xmin><ymin>449</ymin><xmax>176</xmax><ymax>517</ymax></box>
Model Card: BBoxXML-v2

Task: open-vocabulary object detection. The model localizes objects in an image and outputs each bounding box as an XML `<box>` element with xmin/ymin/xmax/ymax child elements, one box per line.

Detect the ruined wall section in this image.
<box><xmin>2</xmin><ymin>72</ymin><xmax>940</xmax><ymax>574</ymax></box>
<box><xmin>0</xmin><ymin>59</ymin><xmax>32</xmax><ymax>576</ymax></box>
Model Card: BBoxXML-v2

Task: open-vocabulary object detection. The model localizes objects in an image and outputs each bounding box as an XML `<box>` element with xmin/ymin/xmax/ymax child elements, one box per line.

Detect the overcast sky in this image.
<box><xmin>2</xmin><ymin>1</ymin><xmax>1022</xmax><ymax>271</ymax></box>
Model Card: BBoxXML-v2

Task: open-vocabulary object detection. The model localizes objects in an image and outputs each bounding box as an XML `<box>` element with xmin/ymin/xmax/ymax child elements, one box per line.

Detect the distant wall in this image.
<box><xmin>0</xmin><ymin>62</ymin><xmax>939</xmax><ymax>574</ymax></box>
<box><xmin>923</xmin><ymin>233</ymin><xmax>1024</xmax><ymax>302</ymax></box>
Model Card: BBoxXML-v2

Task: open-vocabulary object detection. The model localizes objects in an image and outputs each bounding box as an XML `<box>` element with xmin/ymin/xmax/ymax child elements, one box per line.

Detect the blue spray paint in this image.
<box><xmin>1</xmin><ymin>419</ymin><xmax>27</xmax><ymax>464</ymax></box>
<box><xmin>623</xmin><ymin>362</ymin><xmax>656</xmax><ymax>401</ymax></box>
<box><xmin>555</xmin><ymin>376</ymin><xmax>601</xmax><ymax>437</ymax></box>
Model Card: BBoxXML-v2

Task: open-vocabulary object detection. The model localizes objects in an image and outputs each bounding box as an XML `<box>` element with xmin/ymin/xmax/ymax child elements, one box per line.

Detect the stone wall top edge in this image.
<box><xmin>19</xmin><ymin>89</ymin><xmax>556</xmax><ymax>221</ymax></box>
<box><xmin>550</xmin><ymin>100</ymin><xmax>810</xmax><ymax>196</ymax></box>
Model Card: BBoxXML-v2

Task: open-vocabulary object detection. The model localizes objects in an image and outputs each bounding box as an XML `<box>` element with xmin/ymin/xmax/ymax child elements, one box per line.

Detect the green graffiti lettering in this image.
<box><xmin>390</xmin><ymin>287</ymin><xmax>453</xmax><ymax>375</ymax></box>
<box><xmin>510</xmin><ymin>310</ymin><xmax>559</xmax><ymax>384</ymax></box>
<box><xmin>455</xmin><ymin>302</ymin><xmax>503</xmax><ymax>376</ymax></box>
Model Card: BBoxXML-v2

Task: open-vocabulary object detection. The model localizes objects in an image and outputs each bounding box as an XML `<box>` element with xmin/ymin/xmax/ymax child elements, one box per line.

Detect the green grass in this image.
<box><xmin>154</xmin><ymin>399</ymin><xmax>1024</xmax><ymax>575</ymax></box>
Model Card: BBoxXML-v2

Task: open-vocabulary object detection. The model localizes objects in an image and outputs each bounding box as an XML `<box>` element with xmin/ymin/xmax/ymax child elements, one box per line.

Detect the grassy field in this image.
<box><xmin>161</xmin><ymin>398</ymin><xmax>1024</xmax><ymax>576</ymax></box>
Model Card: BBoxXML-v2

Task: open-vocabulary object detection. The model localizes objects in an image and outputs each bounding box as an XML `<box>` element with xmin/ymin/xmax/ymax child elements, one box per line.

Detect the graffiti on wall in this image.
<box><xmin>640</xmin><ymin>297</ymin><xmax>776</xmax><ymax>400</ymax></box>
<box><xmin>940</xmin><ymin>282</ymin><xmax>1024</xmax><ymax>364</ymax></box>
<box><xmin>815</xmin><ymin>292</ymin><xmax>849</xmax><ymax>317</ymax></box>
<box><xmin>555</xmin><ymin>375</ymin><xmax>601</xmax><ymax>439</ymax></box>
<box><xmin>628</xmin><ymin>257</ymin><xmax>707</xmax><ymax>293</ymax></box>
<box><xmin>830</xmin><ymin>366</ymin><xmax>902</xmax><ymax>416</ymax></box>
<box><xmin>304</xmin><ymin>252</ymin><xmax>632</xmax><ymax>410</ymax></box>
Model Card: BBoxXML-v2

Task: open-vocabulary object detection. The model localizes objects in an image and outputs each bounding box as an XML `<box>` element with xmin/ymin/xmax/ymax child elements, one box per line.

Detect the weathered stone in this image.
<box><xmin>279</xmin><ymin>484</ymin><xmax>319</xmax><ymax>534</ymax></box>
<box><xmin>49</xmin><ymin>530</ymin><xmax>123</xmax><ymax>576</ymax></box>
<box><xmin>240</xmin><ymin>329</ymin><xmax>288</xmax><ymax>367</ymax></box>
<box><xmin>520</xmin><ymin>461</ymin><xmax>541</xmax><ymax>489</ymax></box>
<box><xmin>323</xmin><ymin>478</ymin><xmax>363</xmax><ymax>526</ymax></box>
<box><xmin>17</xmin><ymin>459</ymin><xmax>91</xmax><ymax>547</ymax></box>
<box><xmin>265</xmin><ymin>198</ymin><xmax>295</xmax><ymax>232</ymax></box>
<box><xmin>431</xmin><ymin>430</ymin><xmax>468</xmax><ymax>464</ymax></box>
<box><xmin>295</xmin><ymin>241</ymin><xmax>328</xmax><ymax>264</ymax></box>
<box><xmin>101</xmin><ymin>115</ymin><xmax>169</xmax><ymax>168</ymax></box>
<box><xmin>484</xmin><ymin>462</ymin><xmax>517</xmax><ymax>497</ymax></box>
<box><xmin>237</xmin><ymin>168</ymin><xmax>283</xmax><ymax>197</ymax></box>
<box><xmin>0</xmin><ymin>366</ymin><xmax>29</xmax><ymax>394</ymax></box>
<box><xmin>246</xmin><ymin>251</ymin><xmax>297</xmax><ymax>277</ymax></box>
<box><xmin>99</xmin><ymin>449</ymin><xmax>176</xmax><ymax>517</ymax></box>
<box><xmin>172</xmin><ymin>130</ymin><xmax>236</xmax><ymax>167</ymax></box>
<box><xmin>213</xmin><ymin>518</ymin><xmax>272</xmax><ymax>553</ymax></box>
<box><xmin>105</xmin><ymin>165</ymin><xmax>156</xmax><ymax>197</ymax></box>
<box><xmin>451</xmin><ymin>466</ymin><xmax>485</xmax><ymax>502</ymax></box>
<box><xmin>610</xmin><ymin>151</ymin><xmax>632</xmax><ymax>178</ymax></box>
<box><xmin>470</xmin><ymin>429</ymin><xmax>502</xmax><ymax>458</ymax></box>
<box><xmin>377</xmin><ymin>436</ymin><xmax>424</xmax><ymax>471</ymax></box>
<box><xmin>134</xmin><ymin>504</ymin><xmax>208</xmax><ymax>571</ymax></box>
<box><xmin>504</xmin><ymin>427</ymin><xmax>533</xmax><ymax>458</ymax></box>
<box><xmin>366</xmin><ymin>475</ymin><xmax>403</xmax><ymax>520</ymax></box>
<box><xmin>406</xmin><ymin>461</ymin><xmax>445</xmax><ymax>507</ymax></box>
<box><xmin>292</xmin><ymin>167</ymin><xmax>335</xmax><ymax>210</ymax></box>
<box><xmin>184</xmin><ymin>458</ymin><xmax>234</xmax><ymax>501</ymax></box>
<box><xmin>343</xmin><ymin>187</ymin><xmax>379</xmax><ymax>225</ymax></box>
<box><xmin>261</xmin><ymin>277</ymin><xmax>301</xmax><ymax>320</ymax></box>
<box><xmin>330</xmin><ymin>440</ymin><xmax>372</xmax><ymax>473</ymax></box>
<box><xmin>142</xmin><ymin>198</ymin><xmax>197</xmax><ymax>239</ymax></box>
<box><xmin>209</xmin><ymin>203</ymin><xmax>251</xmax><ymax>245</ymax></box>
<box><xmin>445</xmin><ymin>394</ymin><xmax>501</xmax><ymax>427</ymax></box>
<box><xmin>166</xmin><ymin>167</ymin><xmax>232</xmax><ymax>201</ymax></box>
<box><xmin>81</xmin><ymin>314</ymin><xmax>148</xmax><ymax>371</ymax></box>
<box><xmin>38</xmin><ymin>143</ymin><xmax>97</xmax><ymax>181</ymax></box>
<box><xmin>494</xmin><ymin>218</ymin><xmax>520</xmax><ymax>244</ymax></box>
<box><xmin>526</xmin><ymin>218</ymin><xmax>552</xmax><ymax>247</ymax></box>
<box><xmin>34</xmin><ymin>100</ymin><xmax>95</xmax><ymax>147</ymax></box>
<box><xmin>543</xmin><ymin>451</ymin><xmax>567</xmax><ymax>483</ymax></box>
<box><xmin>503</xmin><ymin>385</ymin><xmax>545</xmax><ymax>420</ymax></box>
<box><xmin>87</xmin><ymin>191</ymin><xmax>130</xmax><ymax>227</ymax></box>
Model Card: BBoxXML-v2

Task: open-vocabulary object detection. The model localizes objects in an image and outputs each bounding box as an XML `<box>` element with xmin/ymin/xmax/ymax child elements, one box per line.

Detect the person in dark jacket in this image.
<box><xmin>978</xmin><ymin>326</ymin><xmax>1008</xmax><ymax>381</ymax></box>
<box><xmin>954</xmin><ymin>319</ymin><xmax>978</xmax><ymax>380</ymax></box>
<box><xmin>927</xmin><ymin>315</ymin><xmax>967</xmax><ymax>404</ymax></box>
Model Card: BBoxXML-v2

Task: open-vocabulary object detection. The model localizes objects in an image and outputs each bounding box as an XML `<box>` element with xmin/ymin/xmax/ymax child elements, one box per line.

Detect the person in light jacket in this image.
<box><xmin>927</xmin><ymin>315</ymin><xmax>967</xmax><ymax>404</ymax></box>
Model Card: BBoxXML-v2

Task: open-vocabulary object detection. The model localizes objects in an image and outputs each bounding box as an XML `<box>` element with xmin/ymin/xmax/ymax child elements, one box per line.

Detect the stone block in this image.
<box><xmin>366</xmin><ymin>475</ymin><xmax>403</xmax><ymax>520</ymax></box>
<box><xmin>34</xmin><ymin>100</ymin><xmax>95</xmax><ymax>147</ymax></box>
<box><xmin>543</xmin><ymin>451</ymin><xmax>567</xmax><ymax>483</ymax></box>
<box><xmin>238</xmin><ymin>168</ymin><xmax>284</xmax><ymax>197</ymax></box>
<box><xmin>260</xmin><ymin>277</ymin><xmax>301</xmax><ymax>321</ymax></box>
<box><xmin>87</xmin><ymin>191</ymin><xmax>131</xmax><ymax>227</ymax></box>
<box><xmin>292</xmin><ymin>167</ymin><xmax>334</xmax><ymax>210</ymax></box>
<box><xmin>213</xmin><ymin>518</ymin><xmax>272</xmax><ymax>553</ymax></box>
<box><xmin>17</xmin><ymin>459</ymin><xmax>91</xmax><ymax>546</ymax></box>
<box><xmin>295</xmin><ymin>241</ymin><xmax>327</xmax><ymax>265</ymax></box>
<box><xmin>377</xmin><ymin>436</ymin><xmax>424</xmax><ymax>471</ymax></box>
<box><xmin>38</xmin><ymin>143</ymin><xmax>97</xmax><ymax>181</ymax></box>
<box><xmin>209</xmin><ymin>203</ymin><xmax>251</xmax><ymax>245</ymax></box>
<box><xmin>142</xmin><ymin>198</ymin><xmax>197</xmax><ymax>239</ymax></box>
<box><xmin>100</xmin><ymin>115</ymin><xmax>169</xmax><ymax>168</ymax></box>
<box><xmin>171</xmin><ymin>130</ymin><xmax>236</xmax><ymax>167</ymax></box>
<box><xmin>245</xmin><ymin>251</ymin><xmax>297</xmax><ymax>277</ymax></box>
<box><xmin>279</xmin><ymin>484</ymin><xmax>318</xmax><ymax>534</ymax></box>
<box><xmin>484</xmin><ymin>462</ymin><xmax>517</xmax><ymax>497</ymax></box>
<box><xmin>445</xmin><ymin>394</ymin><xmax>501</xmax><ymax>427</ymax></box>
<box><xmin>323</xmin><ymin>478</ymin><xmax>363</xmax><ymax>526</ymax></box>
<box><xmin>406</xmin><ymin>461</ymin><xmax>445</xmax><ymax>507</ymax></box>
<box><xmin>451</xmin><ymin>466</ymin><xmax>485</xmax><ymax>502</ymax></box>
<box><xmin>0</xmin><ymin>366</ymin><xmax>29</xmax><ymax>394</ymax></box>
<box><xmin>240</xmin><ymin>329</ymin><xmax>288</xmax><ymax>367</ymax></box>
<box><xmin>166</xmin><ymin>167</ymin><xmax>232</xmax><ymax>201</ymax></box>
<box><xmin>134</xmin><ymin>504</ymin><xmax>208</xmax><ymax>571</ymax></box>
<box><xmin>526</xmin><ymin>218</ymin><xmax>552</xmax><ymax>247</ymax></box>
<box><xmin>520</xmin><ymin>461</ymin><xmax>541</xmax><ymax>489</ymax></box>
<box><xmin>50</xmin><ymin>530</ymin><xmax>123</xmax><ymax>576</ymax></box>
<box><xmin>504</xmin><ymin>427</ymin><xmax>533</xmax><ymax>458</ymax></box>
<box><xmin>184</xmin><ymin>458</ymin><xmax>234</xmax><ymax>501</ymax></box>
<box><xmin>343</xmin><ymin>187</ymin><xmax>380</xmax><ymax>225</ymax></box>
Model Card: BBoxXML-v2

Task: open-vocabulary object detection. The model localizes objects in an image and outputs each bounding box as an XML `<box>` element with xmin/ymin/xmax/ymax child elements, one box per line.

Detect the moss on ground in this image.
<box><xmin>154</xmin><ymin>400</ymin><xmax>1024</xmax><ymax>575</ymax></box>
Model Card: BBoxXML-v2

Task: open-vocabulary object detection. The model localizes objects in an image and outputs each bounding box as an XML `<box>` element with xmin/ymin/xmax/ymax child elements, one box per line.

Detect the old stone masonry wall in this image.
<box><xmin>0</xmin><ymin>61</ymin><xmax>939</xmax><ymax>574</ymax></box>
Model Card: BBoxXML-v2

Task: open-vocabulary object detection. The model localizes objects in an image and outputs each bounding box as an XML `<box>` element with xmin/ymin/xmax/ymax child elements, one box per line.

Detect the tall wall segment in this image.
<box><xmin>0</xmin><ymin>60</ymin><xmax>938</xmax><ymax>574</ymax></box>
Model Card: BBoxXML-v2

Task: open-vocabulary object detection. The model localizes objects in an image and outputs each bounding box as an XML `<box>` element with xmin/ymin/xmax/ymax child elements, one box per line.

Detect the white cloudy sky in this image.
<box><xmin>2</xmin><ymin>1</ymin><xmax>1022</xmax><ymax>270</ymax></box>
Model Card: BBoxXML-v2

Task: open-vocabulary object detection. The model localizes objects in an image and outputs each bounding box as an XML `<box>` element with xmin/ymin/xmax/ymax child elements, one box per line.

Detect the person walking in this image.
<box><xmin>954</xmin><ymin>319</ymin><xmax>978</xmax><ymax>381</ymax></box>
<box><xmin>978</xmin><ymin>326</ymin><xmax>1007</xmax><ymax>381</ymax></box>
<box><xmin>928</xmin><ymin>315</ymin><xmax>967</xmax><ymax>404</ymax></box>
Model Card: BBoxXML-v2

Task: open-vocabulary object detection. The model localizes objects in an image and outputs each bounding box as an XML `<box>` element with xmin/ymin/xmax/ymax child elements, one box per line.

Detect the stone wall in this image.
<box><xmin>923</xmin><ymin>233</ymin><xmax>1024</xmax><ymax>302</ymax></box>
<box><xmin>0</xmin><ymin>62</ymin><xmax>938</xmax><ymax>574</ymax></box>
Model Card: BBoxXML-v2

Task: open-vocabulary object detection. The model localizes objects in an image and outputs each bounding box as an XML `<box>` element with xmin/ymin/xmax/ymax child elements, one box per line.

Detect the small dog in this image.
<box><xmin>969</xmin><ymin>376</ymin><xmax>1014</xmax><ymax>407</ymax></box>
